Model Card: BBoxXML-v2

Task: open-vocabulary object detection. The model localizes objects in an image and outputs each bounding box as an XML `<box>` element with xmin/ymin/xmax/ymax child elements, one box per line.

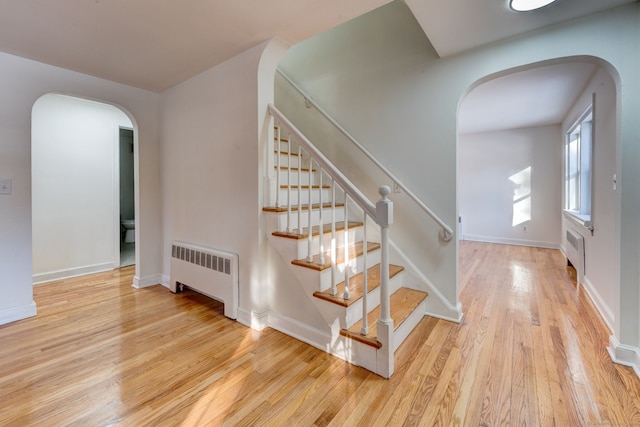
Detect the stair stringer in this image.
<box><xmin>388</xmin><ymin>240</ymin><xmax>464</xmax><ymax>323</ymax></box>
<box><xmin>263</xmin><ymin>229</ymin><xmax>377</xmax><ymax>371</ymax></box>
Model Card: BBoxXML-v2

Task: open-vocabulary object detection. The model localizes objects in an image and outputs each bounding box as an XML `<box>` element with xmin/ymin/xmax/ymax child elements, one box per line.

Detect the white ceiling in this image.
<box><xmin>458</xmin><ymin>61</ymin><xmax>598</xmax><ymax>135</ymax></box>
<box><xmin>405</xmin><ymin>0</ymin><xmax>636</xmax><ymax>57</ymax></box>
<box><xmin>0</xmin><ymin>0</ymin><xmax>391</xmax><ymax>92</ymax></box>
<box><xmin>0</xmin><ymin>1</ymin><xmax>631</xmax><ymax>134</ymax></box>
<box><xmin>0</xmin><ymin>0</ymin><xmax>634</xmax><ymax>93</ymax></box>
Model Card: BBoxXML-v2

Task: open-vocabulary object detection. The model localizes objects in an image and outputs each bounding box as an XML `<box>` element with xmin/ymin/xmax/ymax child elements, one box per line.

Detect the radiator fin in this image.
<box><xmin>171</xmin><ymin>244</ymin><xmax>231</xmax><ymax>275</ymax></box>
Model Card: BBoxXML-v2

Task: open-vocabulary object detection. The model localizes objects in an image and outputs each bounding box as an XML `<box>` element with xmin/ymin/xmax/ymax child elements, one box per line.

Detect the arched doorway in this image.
<box><xmin>32</xmin><ymin>93</ymin><xmax>137</xmax><ymax>283</ymax></box>
<box><xmin>457</xmin><ymin>57</ymin><xmax>620</xmax><ymax>332</ymax></box>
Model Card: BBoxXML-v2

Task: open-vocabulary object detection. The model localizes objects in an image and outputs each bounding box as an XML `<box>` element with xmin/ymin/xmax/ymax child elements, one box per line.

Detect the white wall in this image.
<box><xmin>0</xmin><ymin>51</ymin><xmax>161</xmax><ymax>325</ymax></box>
<box><xmin>277</xmin><ymin>1</ymin><xmax>640</xmax><ymax>350</ymax></box>
<box><xmin>459</xmin><ymin>125</ymin><xmax>562</xmax><ymax>248</ymax></box>
<box><xmin>160</xmin><ymin>39</ymin><xmax>329</xmax><ymax>329</ymax></box>
<box><xmin>561</xmin><ymin>67</ymin><xmax>619</xmax><ymax>334</ymax></box>
<box><xmin>32</xmin><ymin>94</ymin><xmax>132</xmax><ymax>282</ymax></box>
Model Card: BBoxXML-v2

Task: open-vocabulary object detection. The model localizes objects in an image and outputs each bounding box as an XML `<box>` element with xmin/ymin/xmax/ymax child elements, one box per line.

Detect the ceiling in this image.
<box><xmin>458</xmin><ymin>61</ymin><xmax>598</xmax><ymax>134</ymax></box>
<box><xmin>0</xmin><ymin>0</ymin><xmax>634</xmax><ymax>93</ymax></box>
<box><xmin>0</xmin><ymin>0</ymin><xmax>390</xmax><ymax>92</ymax></box>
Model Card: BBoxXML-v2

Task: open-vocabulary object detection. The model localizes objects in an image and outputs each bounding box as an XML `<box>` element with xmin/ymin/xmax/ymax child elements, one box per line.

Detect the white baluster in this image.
<box><xmin>306</xmin><ymin>156</ymin><xmax>313</xmax><ymax>263</ymax></box>
<box><xmin>318</xmin><ymin>167</ymin><xmax>325</xmax><ymax>265</ymax></box>
<box><xmin>343</xmin><ymin>196</ymin><xmax>350</xmax><ymax>300</ymax></box>
<box><xmin>376</xmin><ymin>185</ymin><xmax>394</xmax><ymax>378</ymax></box>
<box><xmin>275</xmin><ymin>125</ymin><xmax>281</xmax><ymax>208</ymax></box>
<box><xmin>361</xmin><ymin>215</ymin><xmax>368</xmax><ymax>335</ymax></box>
<box><xmin>297</xmin><ymin>145</ymin><xmax>302</xmax><ymax>235</ymax></box>
<box><xmin>286</xmin><ymin>136</ymin><xmax>292</xmax><ymax>233</ymax></box>
<box><xmin>330</xmin><ymin>181</ymin><xmax>337</xmax><ymax>296</ymax></box>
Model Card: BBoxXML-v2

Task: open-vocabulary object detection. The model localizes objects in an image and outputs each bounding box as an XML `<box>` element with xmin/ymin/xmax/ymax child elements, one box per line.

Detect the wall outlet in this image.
<box><xmin>0</xmin><ymin>179</ymin><xmax>12</xmax><ymax>195</ymax></box>
<box><xmin>523</xmin><ymin>225</ymin><xmax>527</xmax><ymax>232</ymax></box>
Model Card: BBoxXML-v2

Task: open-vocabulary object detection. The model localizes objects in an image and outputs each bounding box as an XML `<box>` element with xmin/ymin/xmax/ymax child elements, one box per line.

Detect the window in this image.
<box><xmin>564</xmin><ymin>102</ymin><xmax>593</xmax><ymax>229</ymax></box>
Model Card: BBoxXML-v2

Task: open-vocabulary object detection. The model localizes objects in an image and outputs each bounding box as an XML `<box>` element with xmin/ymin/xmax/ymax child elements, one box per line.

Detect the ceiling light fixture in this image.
<box><xmin>509</xmin><ymin>0</ymin><xmax>557</xmax><ymax>12</ymax></box>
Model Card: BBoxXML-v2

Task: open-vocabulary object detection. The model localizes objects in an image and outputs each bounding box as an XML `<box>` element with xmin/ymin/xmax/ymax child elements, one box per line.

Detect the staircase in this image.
<box><xmin>262</xmin><ymin>105</ymin><xmax>428</xmax><ymax>378</ymax></box>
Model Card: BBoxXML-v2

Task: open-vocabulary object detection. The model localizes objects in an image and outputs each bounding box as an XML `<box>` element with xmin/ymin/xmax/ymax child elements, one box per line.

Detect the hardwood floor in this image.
<box><xmin>1</xmin><ymin>241</ymin><xmax>639</xmax><ymax>426</ymax></box>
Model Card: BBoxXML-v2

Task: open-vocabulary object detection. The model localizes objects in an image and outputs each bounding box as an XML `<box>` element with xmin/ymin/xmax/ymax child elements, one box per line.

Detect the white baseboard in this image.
<box><xmin>463</xmin><ymin>235</ymin><xmax>560</xmax><ymax>249</ymax></box>
<box><xmin>267</xmin><ymin>311</ymin><xmax>333</xmax><ymax>353</ymax></box>
<box><xmin>161</xmin><ymin>274</ymin><xmax>170</xmax><ymax>288</ymax></box>
<box><xmin>426</xmin><ymin>302</ymin><xmax>464</xmax><ymax>324</ymax></box>
<box><xmin>237</xmin><ymin>307</ymin><xmax>269</xmax><ymax>330</ymax></box>
<box><xmin>608</xmin><ymin>335</ymin><xmax>640</xmax><ymax>379</ymax></box>
<box><xmin>132</xmin><ymin>274</ymin><xmax>163</xmax><ymax>289</ymax></box>
<box><xmin>33</xmin><ymin>262</ymin><xmax>114</xmax><ymax>285</ymax></box>
<box><xmin>0</xmin><ymin>301</ymin><xmax>37</xmax><ymax>326</ymax></box>
<box><xmin>581</xmin><ymin>276</ymin><xmax>615</xmax><ymax>333</ymax></box>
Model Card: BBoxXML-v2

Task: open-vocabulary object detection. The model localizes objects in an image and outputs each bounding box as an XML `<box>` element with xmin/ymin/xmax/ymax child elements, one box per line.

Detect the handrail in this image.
<box><xmin>268</xmin><ymin>104</ymin><xmax>377</xmax><ymax>220</ymax></box>
<box><xmin>276</xmin><ymin>69</ymin><xmax>454</xmax><ymax>242</ymax></box>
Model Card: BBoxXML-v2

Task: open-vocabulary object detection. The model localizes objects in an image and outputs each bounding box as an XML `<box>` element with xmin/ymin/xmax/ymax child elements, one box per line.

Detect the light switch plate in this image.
<box><xmin>0</xmin><ymin>179</ymin><xmax>12</xmax><ymax>195</ymax></box>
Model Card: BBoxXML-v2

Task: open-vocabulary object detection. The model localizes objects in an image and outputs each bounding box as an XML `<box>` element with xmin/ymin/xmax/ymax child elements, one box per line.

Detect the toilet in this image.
<box><xmin>121</xmin><ymin>219</ymin><xmax>135</xmax><ymax>243</ymax></box>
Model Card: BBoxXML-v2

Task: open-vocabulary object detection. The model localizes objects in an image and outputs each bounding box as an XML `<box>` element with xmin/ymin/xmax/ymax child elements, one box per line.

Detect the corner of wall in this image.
<box><xmin>608</xmin><ymin>335</ymin><xmax>640</xmax><ymax>379</ymax></box>
<box><xmin>0</xmin><ymin>301</ymin><xmax>37</xmax><ymax>326</ymax></box>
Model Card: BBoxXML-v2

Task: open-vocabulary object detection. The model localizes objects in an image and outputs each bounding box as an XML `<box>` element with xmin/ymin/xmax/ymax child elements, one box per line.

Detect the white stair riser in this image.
<box><xmin>318</xmin><ymin>248</ymin><xmax>381</xmax><ymax>292</ymax></box>
<box><xmin>274</xmin><ymin>152</ymin><xmax>302</xmax><ymax>169</ymax></box>
<box><xmin>313</xmin><ymin>271</ymin><xmax>405</xmax><ymax>330</ymax></box>
<box><xmin>291</xmin><ymin>228</ymin><xmax>364</xmax><ymax>260</ymax></box>
<box><xmin>271</xmin><ymin>208</ymin><xmax>346</xmax><ymax>231</ymax></box>
<box><xmin>343</xmin><ymin>272</ymin><xmax>405</xmax><ymax>329</ymax></box>
<box><xmin>275</xmin><ymin>169</ymin><xmax>320</xmax><ymax>186</ymax></box>
<box><xmin>280</xmin><ymin>188</ymin><xmax>332</xmax><ymax>205</ymax></box>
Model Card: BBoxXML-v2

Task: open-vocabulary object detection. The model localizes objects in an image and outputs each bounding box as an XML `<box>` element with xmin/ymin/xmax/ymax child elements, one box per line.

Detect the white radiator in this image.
<box><xmin>170</xmin><ymin>241</ymin><xmax>238</xmax><ymax>319</ymax></box>
<box><xmin>565</xmin><ymin>229</ymin><xmax>585</xmax><ymax>285</ymax></box>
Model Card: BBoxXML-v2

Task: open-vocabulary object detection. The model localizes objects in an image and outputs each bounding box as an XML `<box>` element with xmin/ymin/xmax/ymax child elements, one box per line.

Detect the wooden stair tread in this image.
<box><xmin>272</xmin><ymin>221</ymin><xmax>362</xmax><ymax>240</ymax></box>
<box><xmin>292</xmin><ymin>241</ymin><xmax>380</xmax><ymax>271</ymax></box>
<box><xmin>280</xmin><ymin>184</ymin><xmax>331</xmax><ymax>189</ymax></box>
<box><xmin>275</xmin><ymin>165</ymin><xmax>315</xmax><ymax>172</ymax></box>
<box><xmin>274</xmin><ymin>150</ymin><xmax>300</xmax><ymax>156</ymax></box>
<box><xmin>340</xmin><ymin>288</ymin><xmax>428</xmax><ymax>348</ymax></box>
<box><xmin>262</xmin><ymin>202</ymin><xmax>345</xmax><ymax>213</ymax></box>
<box><xmin>313</xmin><ymin>264</ymin><xmax>404</xmax><ymax>307</ymax></box>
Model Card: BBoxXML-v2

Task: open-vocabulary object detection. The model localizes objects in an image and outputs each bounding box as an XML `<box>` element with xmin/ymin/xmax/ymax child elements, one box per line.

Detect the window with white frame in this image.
<box><xmin>564</xmin><ymin>102</ymin><xmax>593</xmax><ymax>227</ymax></box>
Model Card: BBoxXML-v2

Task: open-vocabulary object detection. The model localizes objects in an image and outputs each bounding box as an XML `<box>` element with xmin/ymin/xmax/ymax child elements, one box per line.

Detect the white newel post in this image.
<box><xmin>376</xmin><ymin>185</ymin><xmax>394</xmax><ymax>378</ymax></box>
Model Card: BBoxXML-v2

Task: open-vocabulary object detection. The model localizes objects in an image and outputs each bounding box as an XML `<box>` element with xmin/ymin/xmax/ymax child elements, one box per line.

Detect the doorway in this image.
<box><xmin>32</xmin><ymin>94</ymin><xmax>135</xmax><ymax>283</ymax></box>
<box><xmin>119</xmin><ymin>128</ymin><xmax>135</xmax><ymax>267</ymax></box>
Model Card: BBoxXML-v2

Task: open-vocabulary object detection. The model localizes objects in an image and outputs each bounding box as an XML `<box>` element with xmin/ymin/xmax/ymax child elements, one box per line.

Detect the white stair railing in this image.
<box><xmin>268</xmin><ymin>104</ymin><xmax>395</xmax><ymax>376</ymax></box>
<box><xmin>276</xmin><ymin>69</ymin><xmax>453</xmax><ymax>242</ymax></box>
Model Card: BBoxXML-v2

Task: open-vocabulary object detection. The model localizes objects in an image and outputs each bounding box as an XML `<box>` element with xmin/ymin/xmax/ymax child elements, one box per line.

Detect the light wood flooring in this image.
<box><xmin>1</xmin><ymin>241</ymin><xmax>639</xmax><ymax>426</ymax></box>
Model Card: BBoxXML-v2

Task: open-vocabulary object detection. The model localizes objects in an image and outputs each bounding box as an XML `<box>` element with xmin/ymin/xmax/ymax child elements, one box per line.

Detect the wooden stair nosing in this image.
<box><xmin>312</xmin><ymin>264</ymin><xmax>404</xmax><ymax>307</ymax></box>
<box><xmin>291</xmin><ymin>241</ymin><xmax>381</xmax><ymax>271</ymax></box>
<box><xmin>280</xmin><ymin>184</ymin><xmax>331</xmax><ymax>189</ymax></box>
<box><xmin>274</xmin><ymin>150</ymin><xmax>300</xmax><ymax>157</ymax></box>
<box><xmin>275</xmin><ymin>165</ymin><xmax>315</xmax><ymax>172</ymax></box>
<box><xmin>262</xmin><ymin>202</ymin><xmax>345</xmax><ymax>213</ymax></box>
<box><xmin>272</xmin><ymin>221</ymin><xmax>362</xmax><ymax>240</ymax></box>
<box><xmin>339</xmin><ymin>288</ymin><xmax>428</xmax><ymax>349</ymax></box>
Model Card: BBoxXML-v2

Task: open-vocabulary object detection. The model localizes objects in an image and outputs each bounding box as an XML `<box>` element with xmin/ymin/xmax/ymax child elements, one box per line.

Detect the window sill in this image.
<box><xmin>563</xmin><ymin>210</ymin><xmax>593</xmax><ymax>231</ymax></box>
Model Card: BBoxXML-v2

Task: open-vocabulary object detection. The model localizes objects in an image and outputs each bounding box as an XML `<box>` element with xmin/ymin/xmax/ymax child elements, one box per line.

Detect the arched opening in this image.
<box><xmin>457</xmin><ymin>56</ymin><xmax>621</xmax><ymax>331</ymax></box>
<box><xmin>32</xmin><ymin>93</ymin><xmax>138</xmax><ymax>283</ymax></box>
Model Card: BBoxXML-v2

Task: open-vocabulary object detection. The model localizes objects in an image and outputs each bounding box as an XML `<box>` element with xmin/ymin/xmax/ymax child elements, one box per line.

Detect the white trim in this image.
<box><xmin>33</xmin><ymin>262</ymin><xmax>114</xmax><ymax>285</ymax></box>
<box><xmin>607</xmin><ymin>335</ymin><xmax>640</xmax><ymax>379</ymax></box>
<box><xmin>390</xmin><ymin>240</ymin><xmax>464</xmax><ymax>322</ymax></box>
<box><xmin>426</xmin><ymin>302</ymin><xmax>465</xmax><ymax>324</ymax></box>
<box><xmin>267</xmin><ymin>311</ymin><xmax>333</xmax><ymax>353</ymax></box>
<box><xmin>161</xmin><ymin>274</ymin><xmax>170</xmax><ymax>288</ymax></box>
<box><xmin>0</xmin><ymin>301</ymin><xmax>37</xmax><ymax>325</ymax></box>
<box><xmin>236</xmin><ymin>307</ymin><xmax>269</xmax><ymax>331</ymax></box>
<box><xmin>463</xmin><ymin>234</ymin><xmax>560</xmax><ymax>249</ymax></box>
<box><xmin>132</xmin><ymin>274</ymin><xmax>163</xmax><ymax>289</ymax></box>
<box><xmin>581</xmin><ymin>276</ymin><xmax>615</xmax><ymax>333</ymax></box>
